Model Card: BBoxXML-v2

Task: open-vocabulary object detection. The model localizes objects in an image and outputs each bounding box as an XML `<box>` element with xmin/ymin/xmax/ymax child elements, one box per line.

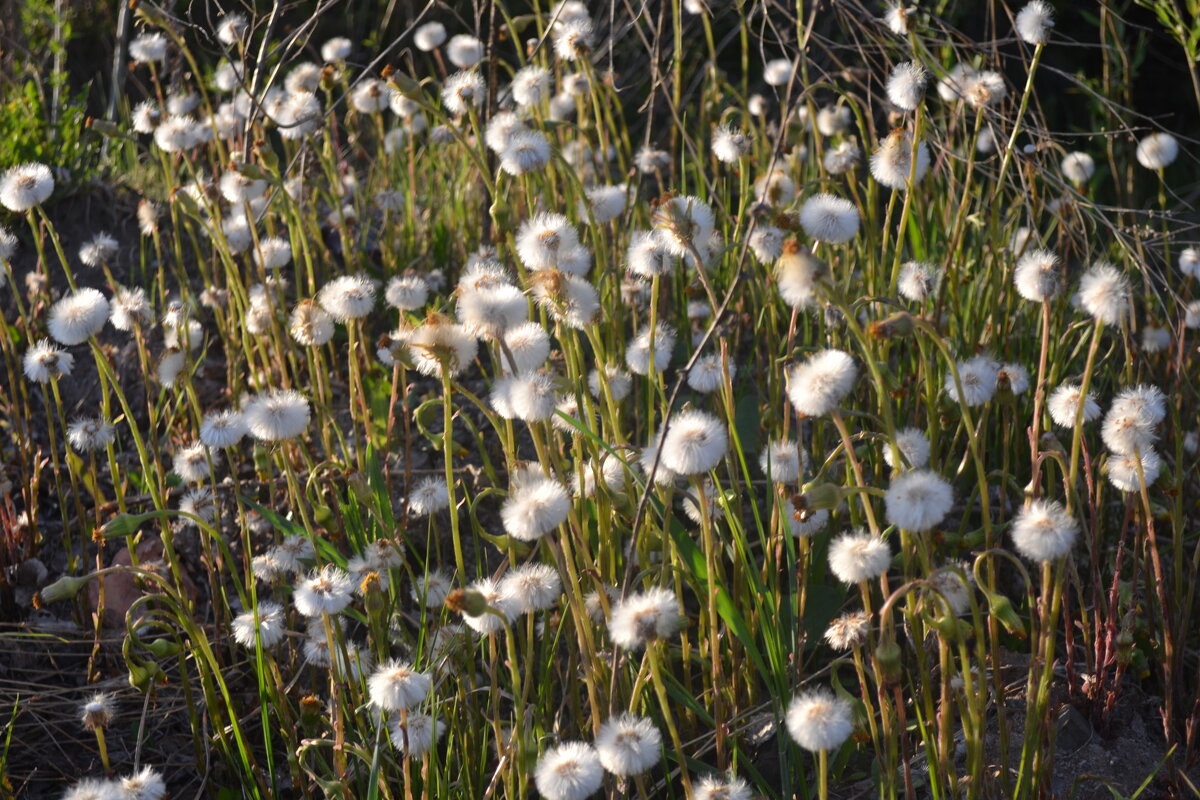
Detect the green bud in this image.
<box><xmin>386</xmin><ymin>73</ymin><xmax>424</xmax><ymax>99</ymax></box>
<box><xmin>146</xmin><ymin>638</ymin><xmax>180</xmax><ymax>658</ymax></box>
<box><xmin>983</xmin><ymin>589</ymin><xmax>1026</xmax><ymax>638</ymax></box>
<box><xmin>875</xmin><ymin>638</ymin><xmax>903</xmax><ymax>684</ymax></box>
<box><xmin>37</xmin><ymin>573</ymin><xmax>93</xmax><ymax>605</ymax></box>
<box><xmin>932</xmin><ymin>614</ymin><xmax>972</xmax><ymax>641</ymax></box>
<box><xmin>347</xmin><ymin>472</ymin><xmax>372</xmax><ymax>506</ymax></box>
<box><xmin>312</xmin><ymin>505</ymin><xmax>335</xmax><ymax>529</ymax></box>
<box><xmin>801</xmin><ymin>482</ymin><xmax>843</xmax><ymax>511</ymax></box>
<box><xmin>102</xmin><ymin>512</ymin><xmax>151</xmax><ymax>539</ymax></box>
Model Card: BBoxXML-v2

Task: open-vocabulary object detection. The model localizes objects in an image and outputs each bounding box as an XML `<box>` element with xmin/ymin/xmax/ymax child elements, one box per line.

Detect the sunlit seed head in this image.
<box><xmin>824</xmin><ymin>610</ymin><xmax>872</xmax><ymax>651</ymax></box>
<box><xmin>535</xmin><ymin>741</ymin><xmax>604</xmax><ymax>800</ymax></box>
<box><xmin>945</xmin><ymin>355</ymin><xmax>1000</xmax><ymax>407</ymax></box>
<box><xmin>595</xmin><ymin>713</ymin><xmax>662</xmax><ymax>776</ymax></box>
<box><xmin>829</xmin><ymin>530</ymin><xmax>892</xmax><ymax>584</ymax></box>
<box><xmin>1078</xmin><ymin>262</ymin><xmax>1131</xmax><ymax>326</ymax></box>
<box><xmin>67</xmin><ymin>417</ymin><xmax>115</xmax><ymax>453</ymax></box>
<box><xmin>244</xmin><ymin>389</ymin><xmax>311</xmax><ymax>441</ymax></box>
<box><xmin>130</xmin><ymin>32</ymin><xmax>168</xmax><ymax>64</ymax></box>
<box><xmin>47</xmin><ymin>287</ymin><xmax>109</xmax><ymax>345</ymax></box>
<box><xmin>499</xmin><ymin>562</ymin><xmax>563</xmax><ymax>614</ymax></box>
<box><xmin>23</xmin><ymin>339</ymin><xmax>74</xmax><ymax>383</ymax></box>
<box><xmin>786</xmin><ymin>688</ymin><xmax>855</xmax><ymax>752</ymax></box>
<box><xmin>1106</xmin><ymin>449</ymin><xmax>1161</xmax><ymax>493</ymax></box>
<box><xmin>446</xmin><ymin>34</ymin><xmax>484</xmax><ymax>68</ymax></box>
<box><xmin>1013</xmin><ymin>248</ymin><xmax>1061</xmax><ymax>302</ymax></box>
<box><xmin>1136</xmin><ymin>132</ymin><xmax>1178</xmax><ymax>171</ymax></box>
<box><xmin>608</xmin><ymin>586</ymin><xmax>683</xmax><ymax>649</ymax></box>
<box><xmin>232</xmin><ymin>601</ymin><xmax>286</xmax><ymax>648</ymax></box>
<box><xmin>786</xmin><ymin>349</ymin><xmax>858</xmax><ymax>417</ymax></box>
<box><xmin>119</xmin><ymin>766</ymin><xmax>166</xmax><ymax>800</ymax></box>
<box><xmin>886</xmin><ymin>61</ymin><xmax>927</xmax><ymax>112</ymax></box>
<box><xmin>1011</xmin><ymin>499</ymin><xmax>1078</xmax><ymax>562</ymax></box>
<box><xmin>1015</xmin><ymin>0</ymin><xmax>1054</xmax><ymax>45</ymax></box>
<box><xmin>870</xmin><ymin>130</ymin><xmax>930</xmax><ymax>190</ymax></box>
<box><xmin>885</xmin><ymin>469</ymin><xmax>954</xmax><ymax>532</ymax></box>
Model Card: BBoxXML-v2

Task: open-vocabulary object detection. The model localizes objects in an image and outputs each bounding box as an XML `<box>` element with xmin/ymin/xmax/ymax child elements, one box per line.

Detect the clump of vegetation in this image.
<box><xmin>2</xmin><ymin>1</ymin><xmax>1199</xmax><ymax>798</ymax></box>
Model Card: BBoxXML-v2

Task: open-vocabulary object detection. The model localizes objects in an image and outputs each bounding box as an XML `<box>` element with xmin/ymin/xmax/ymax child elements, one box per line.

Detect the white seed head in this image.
<box><xmin>885</xmin><ymin>469</ymin><xmax>954</xmax><ymax>532</ymax></box>
<box><xmin>1011</xmin><ymin>499</ymin><xmax>1078</xmax><ymax>562</ymax></box>
<box><xmin>786</xmin><ymin>688</ymin><xmax>855</xmax><ymax>752</ymax></box>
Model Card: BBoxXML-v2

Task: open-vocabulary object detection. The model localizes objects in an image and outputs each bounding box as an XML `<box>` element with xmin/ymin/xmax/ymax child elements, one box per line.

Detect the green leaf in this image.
<box><xmin>666</xmin><ymin>517</ymin><xmax>771</xmax><ymax>679</ymax></box>
<box><xmin>734</xmin><ymin>393</ymin><xmax>761</xmax><ymax>456</ymax></box>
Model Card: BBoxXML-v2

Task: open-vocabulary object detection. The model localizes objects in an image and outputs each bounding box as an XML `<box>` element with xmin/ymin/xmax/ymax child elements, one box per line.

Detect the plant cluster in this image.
<box><xmin>1</xmin><ymin>1</ymin><xmax>1199</xmax><ymax>798</ymax></box>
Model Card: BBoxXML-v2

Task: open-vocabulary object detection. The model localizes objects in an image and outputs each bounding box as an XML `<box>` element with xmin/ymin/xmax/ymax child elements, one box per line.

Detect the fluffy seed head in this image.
<box><xmin>511</xmin><ymin>65</ymin><xmax>551</xmax><ymax>106</ymax></box>
<box><xmin>1107</xmin><ymin>449</ymin><xmax>1161</xmax><ymax>493</ymax></box>
<box><xmin>1014</xmin><ymin>249</ymin><xmax>1061</xmax><ymax>302</ymax></box>
<box><xmin>712</xmin><ymin>124</ymin><xmax>752</xmax><ymax>163</ymax></box>
<box><xmin>609</xmin><ymin>587</ymin><xmax>683</xmax><ymax>649</ymax></box>
<box><xmin>119</xmin><ymin>766</ymin><xmax>166</xmax><ymax>800</ymax></box>
<box><xmin>129</xmin><ymin>32</ymin><xmax>168</xmax><ymax>63</ymax></box>
<box><xmin>441</xmin><ymin>70</ymin><xmax>485</xmax><ymax>115</ymax></box>
<box><xmin>517</xmin><ymin>212</ymin><xmax>582</xmax><ymax>271</ymax></box>
<box><xmin>885</xmin><ymin>469</ymin><xmax>954</xmax><ymax>532</ymax></box>
<box><xmin>1136</xmin><ymin>132</ymin><xmax>1179</xmax><ymax>171</ymax></box>
<box><xmin>368</xmin><ymin>659</ymin><xmax>432</xmax><ymax>711</ymax></box>
<box><xmin>887</xmin><ymin>61</ymin><xmax>927</xmax><ymax>111</ymax></box>
<box><xmin>595</xmin><ymin>714</ymin><xmax>662</xmax><ymax>776</ymax></box>
<box><xmin>24</xmin><ymin>339</ymin><xmax>73</xmax><ymax>383</ymax></box>
<box><xmin>659</xmin><ymin>409</ymin><xmax>728</xmax><ymax>475</ymax></box>
<box><xmin>870</xmin><ymin>130</ymin><xmax>930</xmax><ymax>190</ymax></box>
<box><xmin>824</xmin><ymin>611</ymin><xmax>872</xmax><ymax>651</ymax></box>
<box><xmin>945</xmin><ymin>355</ymin><xmax>1000</xmax><ymax>407</ymax></box>
<box><xmin>798</xmin><ymin>193</ymin><xmax>860</xmax><ymax>243</ymax></box>
<box><xmin>500</xmin><ymin>562</ymin><xmax>563</xmax><ymax>614</ymax></box>
<box><xmin>625</xmin><ymin>323</ymin><xmax>676</xmax><ymax>375</ymax></box>
<box><xmin>318</xmin><ymin>274</ymin><xmax>377</xmax><ymax>321</ymax></box>
<box><xmin>1011</xmin><ymin>499</ymin><xmax>1078</xmax><ymax>562</ymax></box>
<box><xmin>898</xmin><ymin>261</ymin><xmax>941</xmax><ymax>302</ymax></box>
<box><xmin>446</xmin><ymin>34</ymin><xmax>484</xmax><ymax>67</ymax></box>
<box><xmin>1048</xmin><ymin>383</ymin><xmax>1101</xmax><ymax>428</ymax></box>
<box><xmin>653</xmin><ymin>195</ymin><xmax>715</xmax><ymax>257</ymax></box>
<box><xmin>535</xmin><ymin>742</ymin><xmax>604</xmax><ymax>800</ymax></box>
<box><xmin>389</xmin><ymin>713</ymin><xmax>447</xmax><ymax>756</ymax></box>
<box><xmin>786</xmin><ymin>688</ymin><xmax>855</xmax><ymax>752</ymax></box>
<box><xmin>759</xmin><ymin>439</ymin><xmax>803</xmax><ymax>484</ymax></box>
<box><xmin>1061</xmin><ymin>152</ymin><xmax>1095</xmax><ymax>186</ymax></box>
<box><xmin>500</xmin><ymin>130</ymin><xmax>553</xmax><ymax>175</ymax></box>
<box><xmin>48</xmin><ymin>288</ymin><xmax>109</xmax><ymax>345</ymax></box>
<box><xmin>414</xmin><ymin>21</ymin><xmax>447</xmax><ymax>51</ymax></box>
<box><xmin>1078</xmin><ymin>262</ymin><xmax>1131</xmax><ymax>326</ymax></box>
<box><xmin>293</xmin><ymin>565</ymin><xmax>355</xmax><ymax>616</ymax></box>
<box><xmin>68</xmin><ymin>418</ymin><xmax>115</xmax><ymax>452</ymax></box>
<box><xmin>501</xmin><ymin>469</ymin><xmax>571</xmax><ymax>541</ymax></box>
<box><xmin>231</xmin><ymin>601</ymin><xmax>286</xmax><ymax>648</ymax></box>
<box><xmin>695</xmin><ymin>775</ymin><xmax>753</xmax><ymax>800</ymax></box>
<box><xmin>244</xmin><ymin>389</ymin><xmax>311</xmax><ymax>441</ymax></box>
<box><xmin>786</xmin><ymin>349</ymin><xmax>858</xmax><ymax>417</ymax></box>
<box><xmin>828</xmin><ymin>531</ymin><xmax>892</xmax><ymax>584</ymax></box>
<box><xmin>763</xmin><ymin>58</ymin><xmax>794</xmax><ymax>86</ymax></box>
<box><xmin>1015</xmin><ymin>1</ymin><xmax>1054</xmax><ymax>45</ymax></box>
<box><xmin>884</xmin><ymin>427</ymin><xmax>931</xmax><ymax>470</ymax></box>
<box><xmin>1</xmin><ymin>162</ymin><xmax>54</xmax><ymax>211</ymax></box>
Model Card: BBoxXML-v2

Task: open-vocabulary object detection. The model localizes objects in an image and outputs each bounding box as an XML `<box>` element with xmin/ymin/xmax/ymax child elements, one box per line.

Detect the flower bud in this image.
<box><xmin>800</xmin><ymin>482</ymin><xmax>843</xmax><ymax>511</ymax></box>
<box><xmin>36</xmin><ymin>573</ymin><xmax>93</xmax><ymax>605</ymax></box>
<box><xmin>982</xmin><ymin>589</ymin><xmax>1025</xmax><ymax>638</ymax></box>
<box><xmin>875</xmin><ymin>637</ymin><xmax>903</xmax><ymax>684</ymax></box>
<box><xmin>445</xmin><ymin>588</ymin><xmax>490</xmax><ymax>617</ymax></box>
<box><xmin>146</xmin><ymin>638</ymin><xmax>181</xmax><ymax>658</ymax></box>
